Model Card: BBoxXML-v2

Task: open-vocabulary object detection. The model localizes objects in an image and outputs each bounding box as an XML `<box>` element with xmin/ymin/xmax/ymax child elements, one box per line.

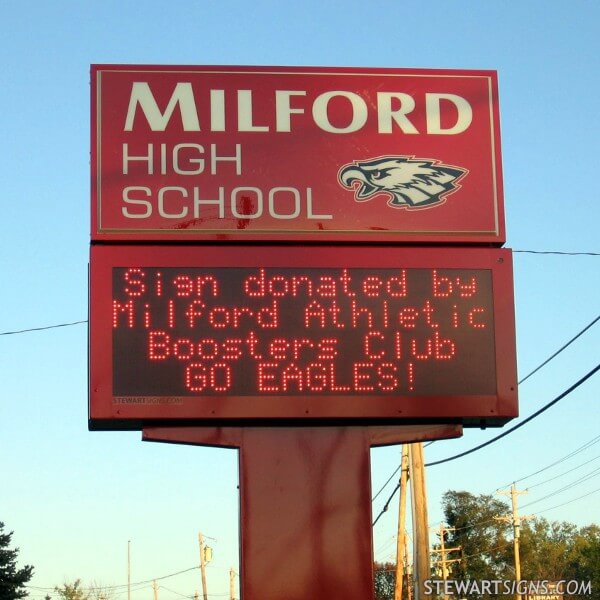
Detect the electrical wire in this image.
<box><xmin>518</xmin><ymin>314</ymin><xmax>600</xmax><ymax>384</ymax></box>
<box><xmin>425</xmin><ymin>362</ymin><xmax>600</xmax><ymax>468</ymax></box>
<box><xmin>512</xmin><ymin>250</ymin><xmax>600</xmax><ymax>256</ymax></box>
<box><xmin>529</xmin><ymin>486</ymin><xmax>600</xmax><ymax>516</ymax></box>
<box><xmin>372</xmin><ymin>441</ymin><xmax>436</xmax><ymax>502</ymax></box>
<box><xmin>526</xmin><ymin>453</ymin><xmax>600</xmax><ymax>490</ymax></box>
<box><xmin>0</xmin><ymin>320</ymin><xmax>87</xmax><ymax>336</ymax></box>
<box><xmin>0</xmin><ymin>248</ymin><xmax>596</xmax><ymax>338</ymax></box>
<box><xmin>372</xmin><ymin>481</ymin><xmax>402</xmax><ymax>526</ymax></box>
<box><xmin>26</xmin><ymin>567</ymin><xmax>200</xmax><ymax>593</ymax></box>
<box><xmin>373</xmin><ymin>315</ymin><xmax>600</xmax><ymax>505</ymax></box>
<box><xmin>497</xmin><ymin>433</ymin><xmax>600</xmax><ymax>489</ymax></box>
<box><xmin>371</xmin><ymin>364</ymin><xmax>600</xmax><ymax>526</ymax></box>
<box><xmin>372</xmin><ymin>464</ymin><xmax>402</xmax><ymax>501</ymax></box>
<box><xmin>520</xmin><ymin>466</ymin><xmax>600</xmax><ymax>509</ymax></box>
<box><xmin>423</xmin><ymin>453</ymin><xmax>600</xmax><ymax>538</ymax></box>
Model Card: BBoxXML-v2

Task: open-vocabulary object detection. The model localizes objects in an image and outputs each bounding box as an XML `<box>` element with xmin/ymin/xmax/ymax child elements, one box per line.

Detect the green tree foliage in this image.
<box><xmin>519</xmin><ymin>518</ymin><xmax>580</xmax><ymax>581</ymax></box>
<box><xmin>439</xmin><ymin>491</ymin><xmax>599</xmax><ymax>599</ymax></box>
<box><xmin>0</xmin><ymin>521</ymin><xmax>34</xmax><ymax>600</ymax></box>
<box><xmin>373</xmin><ymin>561</ymin><xmax>395</xmax><ymax>600</ymax></box>
<box><xmin>54</xmin><ymin>580</ymin><xmax>112</xmax><ymax>600</ymax></box>
<box><xmin>568</xmin><ymin>524</ymin><xmax>600</xmax><ymax>600</ymax></box>
<box><xmin>441</xmin><ymin>490</ymin><xmax>512</xmax><ymax>584</ymax></box>
<box><xmin>54</xmin><ymin>581</ymin><xmax>88</xmax><ymax>600</ymax></box>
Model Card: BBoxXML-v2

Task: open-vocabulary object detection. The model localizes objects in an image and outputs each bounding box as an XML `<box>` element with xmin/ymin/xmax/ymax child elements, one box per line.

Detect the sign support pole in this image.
<box><xmin>143</xmin><ymin>424</ymin><xmax>461</xmax><ymax>600</ymax></box>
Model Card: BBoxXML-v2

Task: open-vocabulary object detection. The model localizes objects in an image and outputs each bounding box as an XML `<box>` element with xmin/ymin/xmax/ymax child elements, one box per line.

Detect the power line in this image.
<box><xmin>428</xmin><ymin>449</ymin><xmax>600</xmax><ymax>537</ymax></box>
<box><xmin>0</xmin><ymin>320</ymin><xmax>87</xmax><ymax>336</ymax></box>
<box><xmin>518</xmin><ymin>314</ymin><xmax>600</xmax><ymax>385</ymax></box>
<box><xmin>425</xmin><ymin>362</ymin><xmax>600</xmax><ymax>468</ymax></box>
<box><xmin>372</xmin><ymin>464</ymin><xmax>402</xmax><ymax>501</ymax></box>
<box><xmin>373</xmin><ymin>481</ymin><xmax>402</xmax><ymax>526</ymax></box>
<box><xmin>529</xmin><ymin>486</ymin><xmax>600</xmax><ymax>516</ymax></box>
<box><xmin>498</xmin><ymin>433</ymin><xmax>600</xmax><ymax>489</ymax></box>
<box><xmin>0</xmin><ymin>248</ymin><xmax>597</xmax><ymax>338</ymax></box>
<box><xmin>375</xmin><ymin>315</ymin><xmax>600</xmax><ymax>500</ymax></box>
<box><xmin>512</xmin><ymin>250</ymin><xmax>600</xmax><ymax>256</ymax></box>
<box><xmin>526</xmin><ymin>453</ymin><xmax>600</xmax><ymax>490</ymax></box>
<box><xmin>371</xmin><ymin>364</ymin><xmax>600</xmax><ymax>526</ymax></box>
<box><xmin>424</xmin><ymin>454</ymin><xmax>600</xmax><ymax>541</ymax></box>
<box><xmin>520</xmin><ymin>466</ymin><xmax>600</xmax><ymax>509</ymax></box>
<box><xmin>27</xmin><ymin>567</ymin><xmax>200</xmax><ymax>593</ymax></box>
<box><xmin>372</xmin><ymin>441</ymin><xmax>436</xmax><ymax>502</ymax></box>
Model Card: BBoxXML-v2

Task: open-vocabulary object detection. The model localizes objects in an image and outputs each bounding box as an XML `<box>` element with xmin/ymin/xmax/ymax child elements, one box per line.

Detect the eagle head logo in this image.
<box><xmin>338</xmin><ymin>156</ymin><xmax>467</xmax><ymax>209</ymax></box>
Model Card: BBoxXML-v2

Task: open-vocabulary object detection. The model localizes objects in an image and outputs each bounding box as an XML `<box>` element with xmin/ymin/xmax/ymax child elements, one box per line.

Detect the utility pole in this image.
<box><xmin>229</xmin><ymin>568</ymin><xmax>236</xmax><ymax>600</ymax></box>
<box><xmin>496</xmin><ymin>484</ymin><xmax>532</xmax><ymax>600</ymax></box>
<box><xmin>431</xmin><ymin>524</ymin><xmax>461</xmax><ymax>600</ymax></box>
<box><xmin>152</xmin><ymin>580</ymin><xmax>159</xmax><ymax>600</ymax></box>
<box><xmin>394</xmin><ymin>444</ymin><xmax>410</xmax><ymax>600</ymax></box>
<box><xmin>409</xmin><ymin>443</ymin><xmax>430</xmax><ymax>600</ymax></box>
<box><xmin>198</xmin><ymin>532</ymin><xmax>209</xmax><ymax>600</ymax></box>
<box><xmin>127</xmin><ymin>540</ymin><xmax>131</xmax><ymax>600</ymax></box>
<box><xmin>405</xmin><ymin>534</ymin><xmax>413</xmax><ymax>600</ymax></box>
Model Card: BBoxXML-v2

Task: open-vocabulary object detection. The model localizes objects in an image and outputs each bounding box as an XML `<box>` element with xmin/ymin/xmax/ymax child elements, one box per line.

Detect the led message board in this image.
<box><xmin>91</xmin><ymin>65</ymin><xmax>504</xmax><ymax>244</ymax></box>
<box><xmin>89</xmin><ymin>246</ymin><xmax>517</xmax><ymax>429</ymax></box>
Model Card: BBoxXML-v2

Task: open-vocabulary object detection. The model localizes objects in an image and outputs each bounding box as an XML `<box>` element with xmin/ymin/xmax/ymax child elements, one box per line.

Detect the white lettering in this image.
<box><xmin>275</xmin><ymin>91</ymin><xmax>306</xmax><ymax>132</ymax></box>
<box><xmin>121</xmin><ymin>186</ymin><xmax>332</xmax><ymax>222</ymax></box>
<box><xmin>210</xmin><ymin>90</ymin><xmax>225</xmax><ymax>131</ymax></box>
<box><xmin>193</xmin><ymin>187</ymin><xmax>225</xmax><ymax>219</ymax></box>
<box><xmin>426</xmin><ymin>93</ymin><xmax>473</xmax><ymax>134</ymax></box>
<box><xmin>122</xmin><ymin>187</ymin><xmax>153</xmax><ymax>218</ymax></box>
<box><xmin>124</xmin><ymin>82</ymin><xmax>200</xmax><ymax>131</ymax></box>
<box><xmin>122</xmin><ymin>143</ymin><xmax>153</xmax><ymax>175</ymax></box>
<box><xmin>312</xmin><ymin>91</ymin><xmax>368</xmax><ymax>133</ymax></box>
<box><xmin>268</xmin><ymin>188</ymin><xmax>301</xmax><ymax>220</ymax></box>
<box><xmin>122</xmin><ymin>83</ymin><xmax>474</xmax><ymax>135</ymax></box>
<box><xmin>210</xmin><ymin>143</ymin><xmax>242</xmax><ymax>175</ymax></box>
<box><xmin>231</xmin><ymin>187</ymin><xmax>263</xmax><ymax>219</ymax></box>
<box><xmin>238</xmin><ymin>90</ymin><xmax>269</xmax><ymax>132</ymax></box>
<box><xmin>377</xmin><ymin>92</ymin><xmax>419</xmax><ymax>134</ymax></box>
<box><xmin>173</xmin><ymin>143</ymin><xmax>205</xmax><ymax>175</ymax></box>
<box><xmin>306</xmin><ymin>188</ymin><xmax>332</xmax><ymax>220</ymax></box>
<box><xmin>158</xmin><ymin>187</ymin><xmax>188</xmax><ymax>219</ymax></box>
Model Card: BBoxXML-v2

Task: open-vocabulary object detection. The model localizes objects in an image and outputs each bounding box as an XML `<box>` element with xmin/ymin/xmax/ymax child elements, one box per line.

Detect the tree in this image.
<box><xmin>54</xmin><ymin>581</ymin><xmax>88</xmax><ymax>600</ymax></box>
<box><xmin>570</xmin><ymin>524</ymin><xmax>600</xmax><ymax>600</ymax></box>
<box><xmin>54</xmin><ymin>580</ymin><xmax>112</xmax><ymax>600</ymax></box>
<box><xmin>0</xmin><ymin>521</ymin><xmax>34</xmax><ymax>600</ymax></box>
<box><xmin>440</xmin><ymin>492</ymin><xmax>600</xmax><ymax>600</ymax></box>
<box><xmin>519</xmin><ymin>517</ymin><xmax>580</xmax><ymax>581</ymax></box>
<box><xmin>441</xmin><ymin>491</ymin><xmax>513</xmax><ymax>587</ymax></box>
<box><xmin>373</xmin><ymin>561</ymin><xmax>395</xmax><ymax>600</ymax></box>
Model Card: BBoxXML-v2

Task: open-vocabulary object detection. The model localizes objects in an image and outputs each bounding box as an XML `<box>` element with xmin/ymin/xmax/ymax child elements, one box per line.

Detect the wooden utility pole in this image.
<box><xmin>229</xmin><ymin>568</ymin><xmax>236</xmax><ymax>600</ymax></box>
<box><xmin>496</xmin><ymin>484</ymin><xmax>531</xmax><ymax>600</ymax></box>
<box><xmin>151</xmin><ymin>580</ymin><xmax>159</xmax><ymax>600</ymax></box>
<box><xmin>431</xmin><ymin>525</ymin><xmax>461</xmax><ymax>600</ymax></box>
<box><xmin>127</xmin><ymin>541</ymin><xmax>131</xmax><ymax>600</ymax></box>
<box><xmin>405</xmin><ymin>534</ymin><xmax>412</xmax><ymax>600</ymax></box>
<box><xmin>198</xmin><ymin>533</ymin><xmax>209</xmax><ymax>600</ymax></box>
<box><xmin>394</xmin><ymin>444</ymin><xmax>410</xmax><ymax>600</ymax></box>
<box><xmin>409</xmin><ymin>443</ymin><xmax>430</xmax><ymax>600</ymax></box>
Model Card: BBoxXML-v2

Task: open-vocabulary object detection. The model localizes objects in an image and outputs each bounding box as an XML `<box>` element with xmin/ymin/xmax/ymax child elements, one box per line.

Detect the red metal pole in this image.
<box><xmin>143</xmin><ymin>424</ymin><xmax>461</xmax><ymax>600</ymax></box>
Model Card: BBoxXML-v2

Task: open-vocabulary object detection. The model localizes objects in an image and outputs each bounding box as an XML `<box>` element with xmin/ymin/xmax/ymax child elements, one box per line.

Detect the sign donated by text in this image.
<box><xmin>89</xmin><ymin>246</ymin><xmax>517</xmax><ymax>429</ymax></box>
<box><xmin>91</xmin><ymin>65</ymin><xmax>504</xmax><ymax>243</ymax></box>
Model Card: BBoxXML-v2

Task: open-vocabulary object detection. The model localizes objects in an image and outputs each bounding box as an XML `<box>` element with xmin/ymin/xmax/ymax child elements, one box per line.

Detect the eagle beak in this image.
<box><xmin>339</xmin><ymin>165</ymin><xmax>378</xmax><ymax>200</ymax></box>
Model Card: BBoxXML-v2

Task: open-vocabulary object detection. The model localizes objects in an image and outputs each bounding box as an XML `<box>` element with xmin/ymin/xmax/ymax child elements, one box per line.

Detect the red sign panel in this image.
<box><xmin>91</xmin><ymin>65</ymin><xmax>504</xmax><ymax>244</ymax></box>
<box><xmin>89</xmin><ymin>246</ymin><xmax>517</xmax><ymax>429</ymax></box>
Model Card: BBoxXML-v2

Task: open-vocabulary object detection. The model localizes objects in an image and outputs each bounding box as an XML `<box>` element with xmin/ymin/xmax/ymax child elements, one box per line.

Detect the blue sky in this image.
<box><xmin>1</xmin><ymin>1</ymin><xmax>599</xmax><ymax>598</ymax></box>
